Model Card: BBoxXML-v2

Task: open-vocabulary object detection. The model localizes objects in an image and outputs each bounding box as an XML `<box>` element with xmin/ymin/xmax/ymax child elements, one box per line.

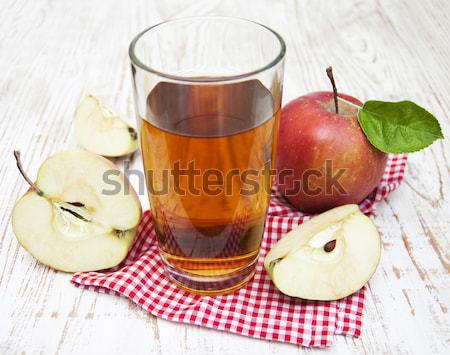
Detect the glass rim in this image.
<box><xmin>128</xmin><ymin>16</ymin><xmax>286</xmax><ymax>83</ymax></box>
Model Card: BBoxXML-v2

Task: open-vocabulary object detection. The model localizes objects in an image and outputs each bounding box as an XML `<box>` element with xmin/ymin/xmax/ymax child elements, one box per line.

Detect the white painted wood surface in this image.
<box><xmin>0</xmin><ymin>0</ymin><xmax>448</xmax><ymax>354</ymax></box>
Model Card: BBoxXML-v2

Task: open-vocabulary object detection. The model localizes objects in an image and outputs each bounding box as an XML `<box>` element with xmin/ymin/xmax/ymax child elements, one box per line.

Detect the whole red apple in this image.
<box><xmin>276</xmin><ymin>91</ymin><xmax>388</xmax><ymax>214</ymax></box>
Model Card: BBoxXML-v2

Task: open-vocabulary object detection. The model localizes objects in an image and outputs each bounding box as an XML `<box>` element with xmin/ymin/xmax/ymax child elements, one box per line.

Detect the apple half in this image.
<box><xmin>264</xmin><ymin>204</ymin><xmax>381</xmax><ymax>300</ymax></box>
<box><xmin>74</xmin><ymin>95</ymin><xmax>139</xmax><ymax>157</ymax></box>
<box><xmin>12</xmin><ymin>150</ymin><xmax>142</xmax><ymax>272</ymax></box>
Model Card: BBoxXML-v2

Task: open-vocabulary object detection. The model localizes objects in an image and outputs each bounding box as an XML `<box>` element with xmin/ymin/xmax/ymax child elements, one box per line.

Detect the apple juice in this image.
<box><xmin>139</xmin><ymin>79</ymin><xmax>279</xmax><ymax>293</ymax></box>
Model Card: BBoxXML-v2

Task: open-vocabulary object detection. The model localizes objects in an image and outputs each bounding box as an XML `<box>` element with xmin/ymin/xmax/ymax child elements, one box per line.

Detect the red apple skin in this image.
<box><xmin>276</xmin><ymin>91</ymin><xmax>388</xmax><ymax>214</ymax></box>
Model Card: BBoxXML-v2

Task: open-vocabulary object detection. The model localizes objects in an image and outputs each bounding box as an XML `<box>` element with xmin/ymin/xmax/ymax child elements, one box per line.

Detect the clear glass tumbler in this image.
<box><xmin>129</xmin><ymin>17</ymin><xmax>285</xmax><ymax>295</ymax></box>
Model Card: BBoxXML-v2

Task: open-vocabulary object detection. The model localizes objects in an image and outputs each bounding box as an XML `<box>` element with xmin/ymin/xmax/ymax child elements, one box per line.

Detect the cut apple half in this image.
<box><xmin>11</xmin><ymin>150</ymin><xmax>142</xmax><ymax>272</ymax></box>
<box><xmin>74</xmin><ymin>95</ymin><xmax>139</xmax><ymax>157</ymax></box>
<box><xmin>264</xmin><ymin>204</ymin><xmax>381</xmax><ymax>301</ymax></box>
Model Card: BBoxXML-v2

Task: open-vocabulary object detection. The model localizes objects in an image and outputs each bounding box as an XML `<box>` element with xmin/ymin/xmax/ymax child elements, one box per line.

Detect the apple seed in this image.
<box><xmin>59</xmin><ymin>206</ymin><xmax>90</xmax><ymax>222</ymax></box>
<box><xmin>324</xmin><ymin>239</ymin><xmax>336</xmax><ymax>252</ymax></box>
<box><xmin>68</xmin><ymin>202</ymin><xmax>85</xmax><ymax>207</ymax></box>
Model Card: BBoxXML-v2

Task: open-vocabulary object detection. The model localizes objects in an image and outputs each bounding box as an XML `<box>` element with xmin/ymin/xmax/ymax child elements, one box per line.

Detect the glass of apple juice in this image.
<box><xmin>129</xmin><ymin>17</ymin><xmax>285</xmax><ymax>295</ymax></box>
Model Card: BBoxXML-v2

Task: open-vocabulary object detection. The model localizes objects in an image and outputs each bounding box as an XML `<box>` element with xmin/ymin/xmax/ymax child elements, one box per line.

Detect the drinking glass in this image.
<box><xmin>129</xmin><ymin>16</ymin><xmax>285</xmax><ymax>295</ymax></box>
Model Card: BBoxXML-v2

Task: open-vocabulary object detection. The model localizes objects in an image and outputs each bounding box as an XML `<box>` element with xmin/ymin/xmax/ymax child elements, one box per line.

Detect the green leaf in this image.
<box><xmin>357</xmin><ymin>100</ymin><xmax>444</xmax><ymax>153</ymax></box>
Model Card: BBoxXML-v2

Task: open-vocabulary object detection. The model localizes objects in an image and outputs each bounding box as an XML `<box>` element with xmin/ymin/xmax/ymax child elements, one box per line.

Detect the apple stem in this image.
<box><xmin>326</xmin><ymin>66</ymin><xmax>339</xmax><ymax>114</ymax></box>
<box><xmin>13</xmin><ymin>150</ymin><xmax>44</xmax><ymax>196</ymax></box>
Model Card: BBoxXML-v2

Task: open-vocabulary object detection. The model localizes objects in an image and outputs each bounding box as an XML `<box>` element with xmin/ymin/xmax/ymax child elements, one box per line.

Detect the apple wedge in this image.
<box><xmin>74</xmin><ymin>95</ymin><xmax>139</xmax><ymax>157</ymax></box>
<box><xmin>11</xmin><ymin>150</ymin><xmax>142</xmax><ymax>272</ymax></box>
<box><xmin>264</xmin><ymin>204</ymin><xmax>381</xmax><ymax>300</ymax></box>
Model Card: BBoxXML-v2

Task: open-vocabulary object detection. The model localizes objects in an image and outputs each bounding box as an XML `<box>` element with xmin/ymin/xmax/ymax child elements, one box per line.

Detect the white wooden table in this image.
<box><xmin>1</xmin><ymin>0</ymin><xmax>448</xmax><ymax>354</ymax></box>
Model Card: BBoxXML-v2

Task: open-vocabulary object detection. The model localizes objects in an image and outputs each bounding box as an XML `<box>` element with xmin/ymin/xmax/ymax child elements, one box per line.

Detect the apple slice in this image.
<box><xmin>264</xmin><ymin>204</ymin><xmax>381</xmax><ymax>300</ymax></box>
<box><xmin>11</xmin><ymin>150</ymin><xmax>142</xmax><ymax>272</ymax></box>
<box><xmin>74</xmin><ymin>95</ymin><xmax>139</xmax><ymax>157</ymax></box>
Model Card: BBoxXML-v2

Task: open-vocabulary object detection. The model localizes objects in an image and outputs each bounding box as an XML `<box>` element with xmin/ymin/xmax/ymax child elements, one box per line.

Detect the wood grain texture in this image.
<box><xmin>0</xmin><ymin>0</ymin><xmax>448</xmax><ymax>354</ymax></box>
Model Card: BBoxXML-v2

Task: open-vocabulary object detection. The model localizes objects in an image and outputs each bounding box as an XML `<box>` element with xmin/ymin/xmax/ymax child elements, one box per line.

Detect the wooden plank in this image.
<box><xmin>0</xmin><ymin>0</ymin><xmax>448</xmax><ymax>354</ymax></box>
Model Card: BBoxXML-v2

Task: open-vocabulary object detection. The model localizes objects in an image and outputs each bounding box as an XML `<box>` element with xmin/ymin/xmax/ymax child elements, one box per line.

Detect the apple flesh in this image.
<box><xmin>74</xmin><ymin>95</ymin><xmax>139</xmax><ymax>157</ymax></box>
<box><xmin>264</xmin><ymin>204</ymin><xmax>381</xmax><ymax>300</ymax></box>
<box><xmin>277</xmin><ymin>92</ymin><xmax>388</xmax><ymax>213</ymax></box>
<box><xmin>11</xmin><ymin>150</ymin><xmax>142</xmax><ymax>272</ymax></box>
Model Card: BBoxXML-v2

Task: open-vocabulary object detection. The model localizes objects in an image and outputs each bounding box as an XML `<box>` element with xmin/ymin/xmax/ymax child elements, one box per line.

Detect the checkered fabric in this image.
<box><xmin>72</xmin><ymin>154</ymin><xmax>407</xmax><ymax>347</ymax></box>
<box><xmin>217</xmin><ymin>210</ymin><xmax>249</xmax><ymax>258</ymax></box>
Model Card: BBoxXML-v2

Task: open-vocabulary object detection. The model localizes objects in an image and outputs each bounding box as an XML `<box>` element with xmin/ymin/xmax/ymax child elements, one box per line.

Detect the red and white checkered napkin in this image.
<box><xmin>72</xmin><ymin>154</ymin><xmax>407</xmax><ymax>347</ymax></box>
